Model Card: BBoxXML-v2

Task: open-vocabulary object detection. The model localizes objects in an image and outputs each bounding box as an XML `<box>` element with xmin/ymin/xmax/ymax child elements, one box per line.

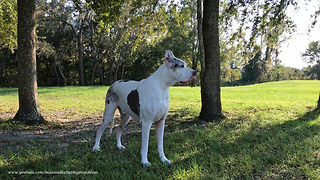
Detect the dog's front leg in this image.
<box><xmin>141</xmin><ymin>121</ymin><xmax>152</xmax><ymax>167</ymax></box>
<box><xmin>155</xmin><ymin>119</ymin><xmax>172</xmax><ymax>164</ymax></box>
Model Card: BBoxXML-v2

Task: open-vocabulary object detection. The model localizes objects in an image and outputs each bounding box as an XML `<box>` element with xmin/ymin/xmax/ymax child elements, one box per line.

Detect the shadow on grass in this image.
<box><xmin>0</xmin><ymin>107</ymin><xmax>200</xmax><ymax>179</ymax></box>
<box><xmin>232</xmin><ymin>109</ymin><xmax>320</xmax><ymax>178</ymax></box>
<box><xmin>36</xmin><ymin>86</ymin><xmax>109</xmax><ymax>95</ymax></box>
<box><xmin>0</xmin><ymin>88</ymin><xmax>18</xmax><ymax>96</ymax></box>
<box><xmin>1</xmin><ymin>108</ymin><xmax>320</xmax><ymax>179</ymax></box>
<box><xmin>0</xmin><ymin>113</ymin><xmax>180</xmax><ymax>179</ymax></box>
<box><xmin>174</xmin><ymin>108</ymin><xmax>320</xmax><ymax>179</ymax></box>
<box><xmin>0</xmin><ymin>116</ymin><xmax>104</xmax><ymax>179</ymax></box>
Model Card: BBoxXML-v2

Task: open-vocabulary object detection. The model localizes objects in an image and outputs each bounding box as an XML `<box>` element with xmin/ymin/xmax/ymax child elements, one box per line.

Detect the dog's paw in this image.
<box><xmin>117</xmin><ymin>145</ymin><xmax>126</xmax><ymax>151</ymax></box>
<box><xmin>160</xmin><ymin>155</ymin><xmax>172</xmax><ymax>164</ymax></box>
<box><xmin>93</xmin><ymin>146</ymin><xmax>100</xmax><ymax>152</ymax></box>
<box><xmin>142</xmin><ymin>161</ymin><xmax>151</xmax><ymax>168</ymax></box>
<box><xmin>161</xmin><ymin>158</ymin><xmax>172</xmax><ymax>165</ymax></box>
<box><xmin>163</xmin><ymin>159</ymin><xmax>172</xmax><ymax>164</ymax></box>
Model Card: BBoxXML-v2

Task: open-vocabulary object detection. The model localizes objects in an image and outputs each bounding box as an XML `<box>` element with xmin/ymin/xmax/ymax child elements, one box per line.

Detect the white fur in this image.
<box><xmin>93</xmin><ymin>50</ymin><xmax>196</xmax><ymax>167</ymax></box>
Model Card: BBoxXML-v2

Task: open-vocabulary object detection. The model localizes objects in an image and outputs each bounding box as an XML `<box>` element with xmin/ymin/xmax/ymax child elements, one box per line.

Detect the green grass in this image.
<box><xmin>0</xmin><ymin>80</ymin><xmax>320</xmax><ymax>179</ymax></box>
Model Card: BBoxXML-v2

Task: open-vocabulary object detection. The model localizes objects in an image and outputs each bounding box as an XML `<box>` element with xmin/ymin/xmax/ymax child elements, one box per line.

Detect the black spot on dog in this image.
<box><xmin>170</xmin><ymin>58</ymin><xmax>185</xmax><ymax>71</ymax></box>
<box><xmin>105</xmin><ymin>85</ymin><xmax>119</xmax><ymax>105</ymax></box>
<box><xmin>127</xmin><ymin>89</ymin><xmax>140</xmax><ymax>117</ymax></box>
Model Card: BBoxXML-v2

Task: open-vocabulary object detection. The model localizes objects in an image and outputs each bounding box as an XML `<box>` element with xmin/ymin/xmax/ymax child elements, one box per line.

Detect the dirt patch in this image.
<box><xmin>0</xmin><ymin>109</ymin><xmax>187</xmax><ymax>156</ymax></box>
<box><xmin>0</xmin><ymin>119</ymin><xmax>99</xmax><ymax>154</ymax></box>
<box><xmin>0</xmin><ymin>113</ymin><xmax>15</xmax><ymax>120</ymax></box>
<box><xmin>0</xmin><ymin>111</ymin><xmax>142</xmax><ymax>155</ymax></box>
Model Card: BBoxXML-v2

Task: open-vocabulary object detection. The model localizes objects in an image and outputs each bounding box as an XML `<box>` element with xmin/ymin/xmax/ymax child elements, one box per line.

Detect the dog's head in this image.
<box><xmin>164</xmin><ymin>50</ymin><xmax>196</xmax><ymax>85</ymax></box>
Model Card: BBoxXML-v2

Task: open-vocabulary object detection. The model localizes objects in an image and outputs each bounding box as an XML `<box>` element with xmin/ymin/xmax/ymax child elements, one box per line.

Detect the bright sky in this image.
<box><xmin>279</xmin><ymin>1</ymin><xmax>320</xmax><ymax>69</ymax></box>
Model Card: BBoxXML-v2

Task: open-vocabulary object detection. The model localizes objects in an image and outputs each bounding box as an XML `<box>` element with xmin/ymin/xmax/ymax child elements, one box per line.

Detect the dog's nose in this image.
<box><xmin>192</xmin><ymin>71</ymin><xmax>197</xmax><ymax>76</ymax></box>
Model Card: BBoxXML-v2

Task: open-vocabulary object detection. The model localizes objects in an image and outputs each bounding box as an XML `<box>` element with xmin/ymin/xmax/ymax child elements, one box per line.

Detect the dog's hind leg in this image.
<box><xmin>115</xmin><ymin>107</ymin><xmax>130</xmax><ymax>150</ymax></box>
<box><xmin>93</xmin><ymin>100</ymin><xmax>118</xmax><ymax>152</ymax></box>
<box><xmin>108</xmin><ymin>118</ymin><xmax>114</xmax><ymax>135</ymax></box>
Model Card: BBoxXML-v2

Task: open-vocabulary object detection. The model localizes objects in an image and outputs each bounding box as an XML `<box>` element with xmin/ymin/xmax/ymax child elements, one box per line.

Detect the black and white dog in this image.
<box><xmin>93</xmin><ymin>50</ymin><xmax>196</xmax><ymax>167</ymax></box>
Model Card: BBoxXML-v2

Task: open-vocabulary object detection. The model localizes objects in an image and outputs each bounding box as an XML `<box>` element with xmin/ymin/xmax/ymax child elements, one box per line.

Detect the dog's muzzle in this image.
<box><xmin>180</xmin><ymin>70</ymin><xmax>196</xmax><ymax>85</ymax></box>
<box><xmin>192</xmin><ymin>71</ymin><xmax>197</xmax><ymax>76</ymax></box>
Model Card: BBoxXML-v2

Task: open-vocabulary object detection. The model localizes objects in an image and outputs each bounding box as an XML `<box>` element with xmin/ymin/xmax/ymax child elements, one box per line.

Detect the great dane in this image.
<box><xmin>93</xmin><ymin>50</ymin><xmax>196</xmax><ymax>167</ymax></box>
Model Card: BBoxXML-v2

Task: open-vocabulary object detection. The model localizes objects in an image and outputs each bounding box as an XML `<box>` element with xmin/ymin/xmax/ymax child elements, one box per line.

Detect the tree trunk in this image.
<box><xmin>317</xmin><ymin>93</ymin><xmax>320</xmax><ymax>110</ymax></box>
<box><xmin>197</xmin><ymin>0</ymin><xmax>205</xmax><ymax>94</ymax></box>
<box><xmin>120</xmin><ymin>64</ymin><xmax>125</xmax><ymax>80</ymax></box>
<box><xmin>78</xmin><ymin>26</ymin><xmax>85</xmax><ymax>86</ymax></box>
<box><xmin>113</xmin><ymin>60</ymin><xmax>121</xmax><ymax>82</ymax></box>
<box><xmin>52</xmin><ymin>59</ymin><xmax>60</xmax><ymax>86</ymax></box>
<box><xmin>191</xmin><ymin>39</ymin><xmax>197</xmax><ymax>87</ymax></box>
<box><xmin>108</xmin><ymin>59</ymin><xmax>114</xmax><ymax>85</ymax></box>
<box><xmin>14</xmin><ymin>0</ymin><xmax>46</xmax><ymax>125</ymax></box>
<box><xmin>199</xmin><ymin>0</ymin><xmax>225</xmax><ymax>122</ymax></box>
<box><xmin>97</xmin><ymin>62</ymin><xmax>103</xmax><ymax>85</ymax></box>
<box><xmin>57</xmin><ymin>62</ymin><xmax>67</xmax><ymax>86</ymax></box>
<box><xmin>91</xmin><ymin>61</ymin><xmax>98</xmax><ymax>85</ymax></box>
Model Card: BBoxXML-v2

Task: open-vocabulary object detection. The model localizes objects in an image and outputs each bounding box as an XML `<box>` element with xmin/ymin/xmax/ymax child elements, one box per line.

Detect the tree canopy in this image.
<box><xmin>302</xmin><ymin>41</ymin><xmax>320</xmax><ymax>64</ymax></box>
<box><xmin>0</xmin><ymin>0</ymin><xmax>17</xmax><ymax>49</ymax></box>
<box><xmin>0</xmin><ymin>0</ymin><xmax>319</xmax><ymax>88</ymax></box>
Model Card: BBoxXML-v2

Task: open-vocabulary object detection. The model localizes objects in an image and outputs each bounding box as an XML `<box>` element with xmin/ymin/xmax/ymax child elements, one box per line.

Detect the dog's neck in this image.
<box><xmin>147</xmin><ymin>64</ymin><xmax>177</xmax><ymax>89</ymax></box>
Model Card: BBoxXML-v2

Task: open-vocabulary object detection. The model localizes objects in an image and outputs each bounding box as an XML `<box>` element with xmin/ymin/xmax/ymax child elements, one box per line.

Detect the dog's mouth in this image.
<box><xmin>179</xmin><ymin>76</ymin><xmax>195</xmax><ymax>85</ymax></box>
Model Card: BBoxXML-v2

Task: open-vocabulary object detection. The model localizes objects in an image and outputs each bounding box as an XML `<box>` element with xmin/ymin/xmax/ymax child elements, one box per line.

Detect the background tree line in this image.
<box><xmin>1</xmin><ymin>0</ymin><xmax>320</xmax><ymax>124</ymax></box>
<box><xmin>0</xmin><ymin>0</ymin><xmax>319</xmax><ymax>88</ymax></box>
<box><xmin>1</xmin><ymin>0</ymin><xmax>200</xmax><ymax>87</ymax></box>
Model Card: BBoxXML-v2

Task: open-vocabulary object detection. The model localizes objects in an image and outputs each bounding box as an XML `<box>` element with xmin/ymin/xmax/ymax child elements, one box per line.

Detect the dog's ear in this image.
<box><xmin>165</xmin><ymin>50</ymin><xmax>174</xmax><ymax>67</ymax></box>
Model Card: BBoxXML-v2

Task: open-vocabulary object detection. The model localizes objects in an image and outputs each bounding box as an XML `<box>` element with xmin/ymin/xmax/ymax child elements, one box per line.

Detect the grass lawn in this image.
<box><xmin>0</xmin><ymin>80</ymin><xmax>320</xmax><ymax>179</ymax></box>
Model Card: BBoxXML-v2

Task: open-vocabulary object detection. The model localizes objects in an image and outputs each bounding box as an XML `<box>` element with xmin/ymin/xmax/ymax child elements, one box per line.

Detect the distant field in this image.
<box><xmin>0</xmin><ymin>80</ymin><xmax>320</xmax><ymax>179</ymax></box>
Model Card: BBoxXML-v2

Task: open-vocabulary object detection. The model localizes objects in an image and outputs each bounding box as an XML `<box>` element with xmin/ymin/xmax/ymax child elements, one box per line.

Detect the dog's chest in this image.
<box><xmin>142</xmin><ymin>94</ymin><xmax>169</xmax><ymax>122</ymax></box>
<box><xmin>153</xmin><ymin>101</ymin><xmax>169</xmax><ymax>122</ymax></box>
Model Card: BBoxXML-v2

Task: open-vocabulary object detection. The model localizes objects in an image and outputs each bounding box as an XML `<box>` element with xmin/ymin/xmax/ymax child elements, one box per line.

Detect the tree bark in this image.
<box><xmin>57</xmin><ymin>62</ymin><xmax>67</xmax><ymax>86</ymax></box>
<box><xmin>108</xmin><ymin>59</ymin><xmax>115</xmax><ymax>85</ymax></box>
<box><xmin>317</xmin><ymin>93</ymin><xmax>320</xmax><ymax>110</ymax></box>
<box><xmin>197</xmin><ymin>0</ymin><xmax>205</xmax><ymax>95</ymax></box>
<box><xmin>57</xmin><ymin>19</ymin><xmax>85</xmax><ymax>86</ymax></box>
<box><xmin>78</xmin><ymin>25</ymin><xmax>85</xmax><ymax>86</ymax></box>
<box><xmin>98</xmin><ymin>63</ymin><xmax>103</xmax><ymax>84</ymax></box>
<box><xmin>113</xmin><ymin>60</ymin><xmax>121</xmax><ymax>82</ymax></box>
<box><xmin>91</xmin><ymin>61</ymin><xmax>97</xmax><ymax>85</ymax></box>
<box><xmin>199</xmin><ymin>0</ymin><xmax>225</xmax><ymax>122</ymax></box>
<box><xmin>14</xmin><ymin>0</ymin><xmax>46</xmax><ymax>125</ymax></box>
<box><xmin>52</xmin><ymin>59</ymin><xmax>60</xmax><ymax>86</ymax></box>
<box><xmin>191</xmin><ymin>39</ymin><xmax>197</xmax><ymax>87</ymax></box>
